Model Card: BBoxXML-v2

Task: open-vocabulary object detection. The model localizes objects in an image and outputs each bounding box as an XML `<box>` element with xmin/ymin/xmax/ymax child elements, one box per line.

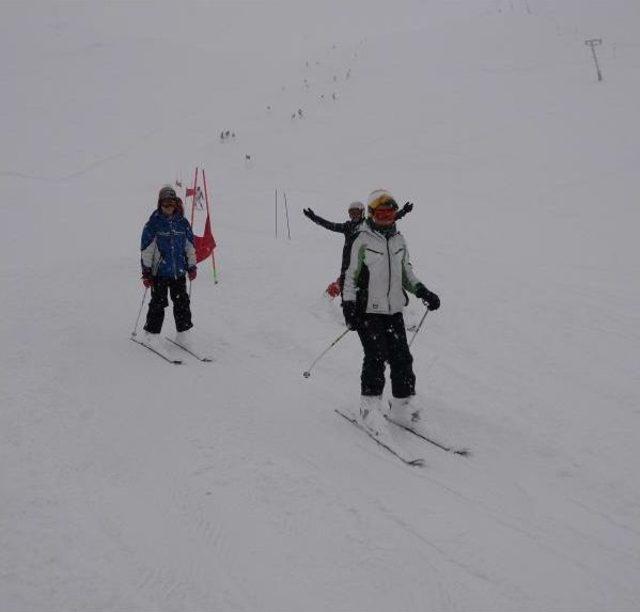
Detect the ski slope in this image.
<box><xmin>2</xmin><ymin>1</ymin><xmax>640</xmax><ymax>611</ymax></box>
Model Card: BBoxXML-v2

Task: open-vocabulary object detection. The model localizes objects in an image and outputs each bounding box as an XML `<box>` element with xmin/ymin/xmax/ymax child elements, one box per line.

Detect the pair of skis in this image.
<box><xmin>130</xmin><ymin>336</ymin><xmax>213</xmax><ymax>364</ymax></box>
<box><xmin>335</xmin><ymin>408</ymin><xmax>469</xmax><ymax>468</ymax></box>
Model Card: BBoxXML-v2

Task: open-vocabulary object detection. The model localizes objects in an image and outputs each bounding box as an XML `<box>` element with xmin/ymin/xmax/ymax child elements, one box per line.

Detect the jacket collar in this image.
<box><xmin>151</xmin><ymin>209</ymin><xmax>182</xmax><ymax>222</ymax></box>
<box><xmin>364</xmin><ymin>218</ymin><xmax>398</xmax><ymax>239</ymax></box>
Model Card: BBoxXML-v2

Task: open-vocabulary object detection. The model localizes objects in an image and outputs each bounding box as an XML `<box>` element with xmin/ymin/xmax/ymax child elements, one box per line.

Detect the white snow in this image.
<box><xmin>2</xmin><ymin>1</ymin><xmax>640</xmax><ymax>611</ymax></box>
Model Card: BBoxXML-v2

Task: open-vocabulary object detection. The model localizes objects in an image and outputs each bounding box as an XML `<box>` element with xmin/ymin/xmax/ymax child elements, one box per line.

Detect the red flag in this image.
<box><xmin>185</xmin><ymin>187</ymin><xmax>195</xmax><ymax>197</ymax></box>
<box><xmin>194</xmin><ymin>213</ymin><xmax>216</xmax><ymax>263</ymax></box>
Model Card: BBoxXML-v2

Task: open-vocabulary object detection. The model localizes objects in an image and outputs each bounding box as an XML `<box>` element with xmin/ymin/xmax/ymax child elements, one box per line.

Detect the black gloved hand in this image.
<box><xmin>401</xmin><ymin>202</ymin><xmax>414</xmax><ymax>215</ymax></box>
<box><xmin>342</xmin><ymin>301</ymin><xmax>360</xmax><ymax>330</ymax></box>
<box><xmin>303</xmin><ymin>208</ymin><xmax>316</xmax><ymax>221</ymax></box>
<box><xmin>141</xmin><ymin>267</ymin><xmax>154</xmax><ymax>288</ymax></box>
<box><xmin>415</xmin><ymin>284</ymin><xmax>440</xmax><ymax>311</ymax></box>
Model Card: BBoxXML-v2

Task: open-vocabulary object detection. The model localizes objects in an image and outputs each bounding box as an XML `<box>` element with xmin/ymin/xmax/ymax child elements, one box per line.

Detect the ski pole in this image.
<box><xmin>303</xmin><ymin>328</ymin><xmax>351</xmax><ymax>378</ymax></box>
<box><xmin>134</xmin><ymin>240</ymin><xmax>159</xmax><ymax>331</ymax></box>
<box><xmin>408</xmin><ymin>305</ymin><xmax>429</xmax><ymax>347</ymax></box>
<box><xmin>131</xmin><ymin>287</ymin><xmax>149</xmax><ymax>337</ymax></box>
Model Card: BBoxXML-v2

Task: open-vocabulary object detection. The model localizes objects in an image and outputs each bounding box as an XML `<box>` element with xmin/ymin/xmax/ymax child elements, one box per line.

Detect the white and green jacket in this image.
<box><xmin>343</xmin><ymin>220</ymin><xmax>423</xmax><ymax>315</ymax></box>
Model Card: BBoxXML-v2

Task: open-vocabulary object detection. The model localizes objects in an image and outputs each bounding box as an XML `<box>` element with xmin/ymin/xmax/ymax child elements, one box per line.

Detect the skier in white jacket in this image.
<box><xmin>342</xmin><ymin>189</ymin><xmax>440</xmax><ymax>437</ymax></box>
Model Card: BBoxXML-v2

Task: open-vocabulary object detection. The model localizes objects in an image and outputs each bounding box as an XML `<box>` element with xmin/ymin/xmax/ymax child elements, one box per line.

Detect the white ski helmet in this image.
<box><xmin>347</xmin><ymin>201</ymin><xmax>364</xmax><ymax>212</ymax></box>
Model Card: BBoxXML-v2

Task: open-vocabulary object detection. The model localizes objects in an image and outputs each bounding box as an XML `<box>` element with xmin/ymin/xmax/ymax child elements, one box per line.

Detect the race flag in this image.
<box><xmin>187</xmin><ymin>186</ymin><xmax>205</xmax><ymax>209</ymax></box>
<box><xmin>194</xmin><ymin>213</ymin><xmax>216</xmax><ymax>263</ymax></box>
<box><xmin>186</xmin><ymin>166</ymin><xmax>218</xmax><ymax>282</ymax></box>
<box><xmin>195</xmin><ymin>186</ymin><xmax>205</xmax><ymax>210</ymax></box>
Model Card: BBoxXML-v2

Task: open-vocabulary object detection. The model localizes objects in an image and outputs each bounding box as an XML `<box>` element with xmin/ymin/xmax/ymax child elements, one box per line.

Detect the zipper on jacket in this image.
<box><xmin>170</xmin><ymin>218</ymin><xmax>177</xmax><ymax>279</ymax></box>
<box><xmin>386</xmin><ymin>234</ymin><xmax>392</xmax><ymax>311</ymax></box>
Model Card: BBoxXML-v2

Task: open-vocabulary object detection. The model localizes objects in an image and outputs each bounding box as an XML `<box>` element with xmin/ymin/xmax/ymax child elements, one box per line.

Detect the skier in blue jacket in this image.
<box><xmin>140</xmin><ymin>185</ymin><xmax>197</xmax><ymax>338</ymax></box>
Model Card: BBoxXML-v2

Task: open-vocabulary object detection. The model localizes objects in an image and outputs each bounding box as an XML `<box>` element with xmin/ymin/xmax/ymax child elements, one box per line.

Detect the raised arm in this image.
<box><xmin>395</xmin><ymin>201</ymin><xmax>413</xmax><ymax>221</ymax></box>
<box><xmin>303</xmin><ymin>208</ymin><xmax>349</xmax><ymax>233</ymax></box>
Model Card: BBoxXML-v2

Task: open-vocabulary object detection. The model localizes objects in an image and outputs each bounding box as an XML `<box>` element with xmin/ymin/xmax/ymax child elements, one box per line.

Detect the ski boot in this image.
<box><xmin>174</xmin><ymin>329</ymin><xmax>195</xmax><ymax>350</ymax></box>
<box><xmin>142</xmin><ymin>330</ymin><xmax>161</xmax><ymax>347</ymax></box>
<box><xmin>388</xmin><ymin>397</ymin><xmax>422</xmax><ymax>429</ymax></box>
<box><xmin>360</xmin><ymin>395</ymin><xmax>387</xmax><ymax>438</ymax></box>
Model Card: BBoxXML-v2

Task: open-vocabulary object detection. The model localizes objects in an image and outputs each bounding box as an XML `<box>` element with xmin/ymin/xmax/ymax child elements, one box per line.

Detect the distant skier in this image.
<box><xmin>341</xmin><ymin>189</ymin><xmax>440</xmax><ymax>437</ymax></box>
<box><xmin>303</xmin><ymin>199</ymin><xmax>413</xmax><ymax>296</ymax></box>
<box><xmin>140</xmin><ymin>185</ymin><xmax>198</xmax><ymax>342</ymax></box>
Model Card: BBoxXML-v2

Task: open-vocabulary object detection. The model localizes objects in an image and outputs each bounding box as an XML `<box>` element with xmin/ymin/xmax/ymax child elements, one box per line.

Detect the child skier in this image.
<box><xmin>341</xmin><ymin>190</ymin><xmax>440</xmax><ymax>437</ymax></box>
<box><xmin>140</xmin><ymin>185</ymin><xmax>198</xmax><ymax>342</ymax></box>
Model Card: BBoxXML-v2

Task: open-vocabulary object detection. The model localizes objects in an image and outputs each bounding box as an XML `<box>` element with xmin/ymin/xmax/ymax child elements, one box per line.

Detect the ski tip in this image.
<box><xmin>409</xmin><ymin>458</ymin><xmax>426</xmax><ymax>467</ymax></box>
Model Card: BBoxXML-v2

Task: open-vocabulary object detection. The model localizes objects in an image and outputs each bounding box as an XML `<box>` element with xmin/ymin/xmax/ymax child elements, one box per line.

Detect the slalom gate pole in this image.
<box><xmin>189</xmin><ymin>167</ymin><xmax>200</xmax><ymax>299</ymax></box>
<box><xmin>210</xmin><ymin>250</ymin><xmax>218</xmax><ymax>284</ymax></box>
<box><xmin>302</xmin><ymin>328</ymin><xmax>351</xmax><ymax>378</ymax></box>
<box><xmin>131</xmin><ymin>287</ymin><xmax>149</xmax><ymax>337</ymax></box>
<box><xmin>190</xmin><ymin>167</ymin><xmax>199</xmax><ymax>228</ymax></box>
<box><xmin>284</xmin><ymin>191</ymin><xmax>291</xmax><ymax>240</ymax></box>
<box><xmin>408</xmin><ymin>306</ymin><xmax>429</xmax><ymax>347</ymax></box>
<box><xmin>202</xmin><ymin>168</ymin><xmax>218</xmax><ymax>284</ymax></box>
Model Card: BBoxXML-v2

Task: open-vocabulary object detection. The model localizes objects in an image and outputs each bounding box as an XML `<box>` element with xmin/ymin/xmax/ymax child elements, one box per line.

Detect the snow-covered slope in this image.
<box><xmin>2</xmin><ymin>1</ymin><xmax>640</xmax><ymax>611</ymax></box>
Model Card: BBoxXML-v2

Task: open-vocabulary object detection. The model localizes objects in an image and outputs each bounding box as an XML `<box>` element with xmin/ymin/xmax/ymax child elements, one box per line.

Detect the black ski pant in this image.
<box><xmin>356</xmin><ymin>312</ymin><xmax>415</xmax><ymax>398</ymax></box>
<box><xmin>144</xmin><ymin>276</ymin><xmax>193</xmax><ymax>334</ymax></box>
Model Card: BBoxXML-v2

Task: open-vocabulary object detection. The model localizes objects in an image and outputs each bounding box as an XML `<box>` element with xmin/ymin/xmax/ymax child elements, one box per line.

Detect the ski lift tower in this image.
<box><xmin>585</xmin><ymin>39</ymin><xmax>604</xmax><ymax>82</ymax></box>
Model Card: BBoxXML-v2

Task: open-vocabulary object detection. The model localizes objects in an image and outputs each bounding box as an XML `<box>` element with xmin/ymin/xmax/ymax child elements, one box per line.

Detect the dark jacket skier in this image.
<box><xmin>341</xmin><ymin>190</ymin><xmax>439</xmax><ymax>438</ymax></box>
<box><xmin>140</xmin><ymin>185</ymin><xmax>198</xmax><ymax>338</ymax></box>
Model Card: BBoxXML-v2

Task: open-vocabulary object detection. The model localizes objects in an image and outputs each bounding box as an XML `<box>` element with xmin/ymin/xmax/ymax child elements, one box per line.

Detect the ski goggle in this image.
<box><xmin>372</xmin><ymin>206</ymin><xmax>396</xmax><ymax>223</ymax></box>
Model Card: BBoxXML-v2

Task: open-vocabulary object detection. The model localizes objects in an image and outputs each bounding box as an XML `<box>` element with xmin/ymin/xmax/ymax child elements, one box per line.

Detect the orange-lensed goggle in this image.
<box><xmin>372</xmin><ymin>207</ymin><xmax>396</xmax><ymax>222</ymax></box>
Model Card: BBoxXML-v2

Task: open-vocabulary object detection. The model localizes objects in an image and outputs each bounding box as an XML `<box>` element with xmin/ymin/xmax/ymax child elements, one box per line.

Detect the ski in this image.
<box><xmin>130</xmin><ymin>336</ymin><xmax>183</xmax><ymax>364</ymax></box>
<box><xmin>385</xmin><ymin>416</ymin><xmax>470</xmax><ymax>456</ymax></box>
<box><xmin>165</xmin><ymin>338</ymin><xmax>213</xmax><ymax>362</ymax></box>
<box><xmin>335</xmin><ymin>409</ymin><xmax>425</xmax><ymax>467</ymax></box>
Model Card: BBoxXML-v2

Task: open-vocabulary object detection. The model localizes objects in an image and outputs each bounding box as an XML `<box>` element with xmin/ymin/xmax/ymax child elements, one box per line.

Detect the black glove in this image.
<box><xmin>342</xmin><ymin>301</ymin><xmax>360</xmax><ymax>330</ymax></box>
<box><xmin>141</xmin><ymin>267</ymin><xmax>154</xmax><ymax>288</ymax></box>
<box><xmin>401</xmin><ymin>202</ymin><xmax>414</xmax><ymax>215</ymax></box>
<box><xmin>415</xmin><ymin>284</ymin><xmax>440</xmax><ymax>311</ymax></box>
<box><xmin>303</xmin><ymin>208</ymin><xmax>316</xmax><ymax>221</ymax></box>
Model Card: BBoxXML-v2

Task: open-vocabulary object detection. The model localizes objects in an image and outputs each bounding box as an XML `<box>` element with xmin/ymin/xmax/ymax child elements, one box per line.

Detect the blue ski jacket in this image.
<box><xmin>140</xmin><ymin>209</ymin><xmax>197</xmax><ymax>279</ymax></box>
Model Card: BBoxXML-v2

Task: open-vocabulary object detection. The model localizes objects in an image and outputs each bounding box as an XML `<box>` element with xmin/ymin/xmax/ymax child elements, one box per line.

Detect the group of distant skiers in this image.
<box><xmin>138</xmin><ymin>185</ymin><xmax>439</xmax><ymax>438</ymax></box>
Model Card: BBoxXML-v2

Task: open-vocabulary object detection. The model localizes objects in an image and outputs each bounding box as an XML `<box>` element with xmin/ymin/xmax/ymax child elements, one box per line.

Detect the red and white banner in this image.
<box><xmin>194</xmin><ymin>213</ymin><xmax>216</xmax><ymax>263</ymax></box>
<box><xmin>180</xmin><ymin>167</ymin><xmax>218</xmax><ymax>281</ymax></box>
